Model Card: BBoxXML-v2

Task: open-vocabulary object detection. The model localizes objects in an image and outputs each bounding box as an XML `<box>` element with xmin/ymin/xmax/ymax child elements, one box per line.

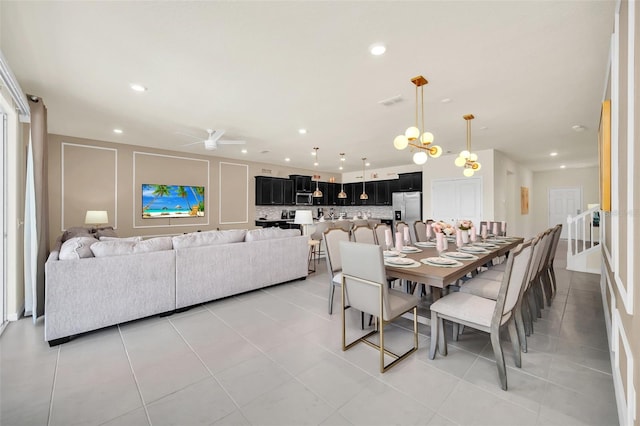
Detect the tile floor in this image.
<box><xmin>0</xmin><ymin>241</ymin><xmax>618</xmax><ymax>425</ymax></box>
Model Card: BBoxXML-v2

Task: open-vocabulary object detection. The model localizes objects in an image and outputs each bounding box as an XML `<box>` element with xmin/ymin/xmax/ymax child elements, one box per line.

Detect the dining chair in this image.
<box><xmin>373</xmin><ymin>223</ymin><xmax>391</xmax><ymax>248</ymax></box>
<box><xmin>334</xmin><ymin>220</ymin><xmax>353</xmax><ymax>233</ymax></box>
<box><xmin>352</xmin><ymin>225</ymin><xmax>376</xmax><ymax>244</ymax></box>
<box><xmin>429</xmin><ymin>240</ymin><xmax>533</xmax><ymax>390</ymax></box>
<box><xmin>413</xmin><ymin>221</ymin><xmax>427</xmax><ymax>242</ymax></box>
<box><xmin>543</xmin><ymin>224</ymin><xmax>562</xmax><ymax>299</ymax></box>
<box><xmin>309</xmin><ymin>221</ymin><xmax>331</xmax><ymax>268</ymax></box>
<box><xmin>324</xmin><ymin>228</ymin><xmax>351</xmax><ymax>315</ymax></box>
<box><xmin>395</xmin><ymin>221</ymin><xmax>410</xmax><ymax>244</ymax></box>
<box><xmin>339</xmin><ymin>241</ymin><xmax>419</xmax><ymax>373</ymax></box>
<box><xmin>532</xmin><ymin>228</ymin><xmax>554</xmax><ymax>315</ymax></box>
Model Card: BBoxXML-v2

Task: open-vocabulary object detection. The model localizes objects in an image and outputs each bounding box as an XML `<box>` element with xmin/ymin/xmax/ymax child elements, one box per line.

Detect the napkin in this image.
<box><xmin>456</xmin><ymin>229</ymin><xmax>463</xmax><ymax>247</ymax></box>
<box><xmin>436</xmin><ymin>232</ymin><xmax>444</xmax><ymax>252</ymax></box>
<box><xmin>403</xmin><ymin>226</ymin><xmax>410</xmax><ymax>244</ymax></box>
<box><xmin>492</xmin><ymin>222</ymin><xmax>499</xmax><ymax>235</ymax></box>
<box><xmin>426</xmin><ymin>223</ymin><xmax>432</xmax><ymax>240</ymax></box>
<box><xmin>470</xmin><ymin>226</ymin><xmax>477</xmax><ymax>242</ymax></box>
<box><xmin>481</xmin><ymin>224</ymin><xmax>488</xmax><ymax>239</ymax></box>
<box><xmin>501</xmin><ymin>221</ymin><xmax>507</xmax><ymax>235</ymax></box>
<box><xmin>385</xmin><ymin>229</ymin><xmax>392</xmax><ymax>247</ymax></box>
<box><xmin>395</xmin><ymin>231</ymin><xmax>403</xmax><ymax>252</ymax></box>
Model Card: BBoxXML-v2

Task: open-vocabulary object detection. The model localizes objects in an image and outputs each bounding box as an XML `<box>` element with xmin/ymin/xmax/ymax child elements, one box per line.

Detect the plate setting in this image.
<box><xmin>420</xmin><ymin>257</ymin><xmax>463</xmax><ymax>268</ymax></box>
<box><xmin>384</xmin><ymin>257</ymin><xmax>421</xmax><ymax>268</ymax></box>
<box><xmin>383</xmin><ymin>250</ymin><xmax>405</xmax><ymax>258</ymax></box>
<box><xmin>443</xmin><ymin>251</ymin><xmax>478</xmax><ymax>260</ymax></box>
<box><xmin>400</xmin><ymin>246</ymin><xmax>422</xmax><ymax>253</ymax></box>
<box><xmin>415</xmin><ymin>241</ymin><xmax>436</xmax><ymax>248</ymax></box>
<box><xmin>473</xmin><ymin>242</ymin><xmax>499</xmax><ymax>249</ymax></box>
<box><xmin>459</xmin><ymin>246</ymin><xmax>489</xmax><ymax>254</ymax></box>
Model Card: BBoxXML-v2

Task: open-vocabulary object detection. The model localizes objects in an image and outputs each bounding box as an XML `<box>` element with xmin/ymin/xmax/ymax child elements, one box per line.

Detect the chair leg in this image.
<box><xmin>490</xmin><ymin>329</ymin><xmax>508</xmax><ymax>391</ymax></box>
<box><xmin>515</xmin><ymin>305</ymin><xmax>527</xmax><ymax>353</ymax></box>
<box><xmin>508</xmin><ymin>318</ymin><xmax>522</xmax><ymax>368</ymax></box>
<box><xmin>328</xmin><ymin>284</ymin><xmax>336</xmax><ymax>314</ymax></box>
<box><xmin>452</xmin><ymin>323</ymin><xmax>459</xmax><ymax>342</ymax></box>
<box><xmin>438</xmin><ymin>317</ymin><xmax>447</xmax><ymax>356</ymax></box>
<box><xmin>549</xmin><ymin>265</ymin><xmax>558</xmax><ymax>293</ymax></box>
<box><xmin>429</xmin><ymin>313</ymin><xmax>439</xmax><ymax>360</ymax></box>
<box><xmin>542</xmin><ymin>272</ymin><xmax>553</xmax><ymax>307</ymax></box>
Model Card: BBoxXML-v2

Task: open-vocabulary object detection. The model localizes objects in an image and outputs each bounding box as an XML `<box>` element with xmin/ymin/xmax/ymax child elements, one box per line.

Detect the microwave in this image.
<box><xmin>295</xmin><ymin>192</ymin><xmax>313</xmax><ymax>205</ymax></box>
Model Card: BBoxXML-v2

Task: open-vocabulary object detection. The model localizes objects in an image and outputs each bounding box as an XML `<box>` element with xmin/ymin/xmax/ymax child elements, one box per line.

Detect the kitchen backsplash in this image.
<box><xmin>256</xmin><ymin>206</ymin><xmax>394</xmax><ymax>220</ymax></box>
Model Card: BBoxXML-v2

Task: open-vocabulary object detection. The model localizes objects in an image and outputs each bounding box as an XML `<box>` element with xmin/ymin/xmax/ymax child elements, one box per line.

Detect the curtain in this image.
<box><xmin>24</xmin><ymin>96</ymin><xmax>48</xmax><ymax>322</ymax></box>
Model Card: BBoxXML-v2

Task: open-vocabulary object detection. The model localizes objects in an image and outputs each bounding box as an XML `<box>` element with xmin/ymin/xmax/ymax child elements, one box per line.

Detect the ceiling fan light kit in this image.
<box><xmin>393</xmin><ymin>75</ymin><xmax>443</xmax><ymax>165</ymax></box>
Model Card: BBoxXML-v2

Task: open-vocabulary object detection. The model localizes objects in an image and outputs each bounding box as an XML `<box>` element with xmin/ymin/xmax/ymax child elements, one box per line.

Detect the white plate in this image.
<box><xmin>415</xmin><ymin>241</ymin><xmax>436</xmax><ymax>247</ymax></box>
<box><xmin>485</xmin><ymin>238</ymin><xmax>508</xmax><ymax>244</ymax></box>
<box><xmin>383</xmin><ymin>250</ymin><xmax>402</xmax><ymax>257</ymax></box>
<box><xmin>459</xmin><ymin>246</ymin><xmax>489</xmax><ymax>254</ymax></box>
<box><xmin>443</xmin><ymin>252</ymin><xmax>475</xmax><ymax>260</ymax></box>
<box><xmin>474</xmin><ymin>242</ymin><xmax>499</xmax><ymax>248</ymax></box>
<box><xmin>421</xmin><ymin>257</ymin><xmax>463</xmax><ymax>267</ymax></box>
<box><xmin>385</xmin><ymin>257</ymin><xmax>415</xmax><ymax>265</ymax></box>
<box><xmin>401</xmin><ymin>246</ymin><xmax>422</xmax><ymax>253</ymax></box>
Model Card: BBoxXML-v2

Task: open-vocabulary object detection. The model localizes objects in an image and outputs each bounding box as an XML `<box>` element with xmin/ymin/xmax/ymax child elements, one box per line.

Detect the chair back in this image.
<box><xmin>352</xmin><ymin>219</ymin><xmax>369</xmax><ymax>227</ymax></box>
<box><xmin>373</xmin><ymin>223</ymin><xmax>391</xmax><ymax>247</ymax></box>
<box><xmin>352</xmin><ymin>225</ymin><xmax>376</xmax><ymax>244</ymax></box>
<box><xmin>339</xmin><ymin>241</ymin><xmax>390</xmax><ymax>319</ymax></box>
<box><xmin>413</xmin><ymin>221</ymin><xmax>427</xmax><ymax>242</ymax></box>
<box><xmin>334</xmin><ymin>220</ymin><xmax>353</xmax><ymax>233</ymax></box>
<box><xmin>395</xmin><ymin>221</ymin><xmax>408</xmax><ymax>234</ymax></box>
<box><xmin>526</xmin><ymin>233</ymin><xmax>546</xmax><ymax>287</ymax></box>
<box><xmin>493</xmin><ymin>240</ymin><xmax>533</xmax><ymax>322</ymax></box>
<box><xmin>311</xmin><ymin>221</ymin><xmax>330</xmax><ymax>241</ymax></box>
<box><xmin>324</xmin><ymin>228</ymin><xmax>350</xmax><ymax>274</ymax></box>
<box><xmin>546</xmin><ymin>224</ymin><xmax>562</xmax><ymax>267</ymax></box>
<box><xmin>536</xmin><ymin>229</ymin><xmax>553</xmax><ymax>277</ymax></box>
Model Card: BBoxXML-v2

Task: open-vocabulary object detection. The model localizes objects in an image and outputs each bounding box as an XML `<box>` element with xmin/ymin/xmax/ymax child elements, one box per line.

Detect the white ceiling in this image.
<box><xmin>0</xmin><ymin>1</ymin><xmax>615</xmax><ymax>174</ymax></box>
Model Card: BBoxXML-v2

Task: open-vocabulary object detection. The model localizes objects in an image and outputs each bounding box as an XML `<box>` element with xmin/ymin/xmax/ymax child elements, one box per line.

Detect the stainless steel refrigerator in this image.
<box><xmin>392</xmin><ymin>191</ymin><xmax>422</xmax><ymax>243</ymax></box>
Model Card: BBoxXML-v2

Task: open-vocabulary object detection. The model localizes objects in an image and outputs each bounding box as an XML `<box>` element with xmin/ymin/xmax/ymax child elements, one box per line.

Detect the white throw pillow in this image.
<box><xmin>99</xmin><ymin>236</ymin><xmax>142</xmax><ymax>242</ymax></box>
<box><xmin>58</xmin><ymin>236</ymin><xmax>99</xmax><ymax>260</ymax></box>
<box><xmin>245</xmin><ymin>228</ymin><xmax>300</xmax><ymax>242</ymax></box>
<box><xmin>90</xmin><ymin>241</ymin><xmax>136</xmax><ymax>257</ymax></box>
<box><xmin>172</xmin><ymin>229</ymin><xmax>247</xmax><ymax>249</ymax></box>
<box><xmin>133</xmin><ymin>237</ymin><xmax>173</xmax><ymax>253</ymax></box>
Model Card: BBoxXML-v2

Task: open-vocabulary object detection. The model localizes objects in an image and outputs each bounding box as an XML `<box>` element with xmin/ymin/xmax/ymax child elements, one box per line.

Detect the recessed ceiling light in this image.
<box><xmin>550</xmin><ymin>152</ymin><xmax>558</xmax><ymax>157</ymax></box>
<box><xmin>560</xmin><ymin>165</ymin><xmax>566</xmax><ymax>169</ymax></box>
<box><xmin>311</xmin><ymin>150</ymin><xmax>316</xmax><ymax>156</ymax></box>
<box><xmin>339</xmin><ymin>166</ymin><xmax>343</xmax><ymax>170</ymax></box>
<box><xmin>369</xmin><ymin>43</ymin><xmax>386</xmax><ymax>56</ymax></box>
<box><xmin>241</xmin><ymin>148</ymin><xmax>247</xmax><ymax>154</ymax></box>
<box><xmin>285</xmin><ymin>157</ymin><xmax>291</xmax><ymax>162</ymax></box>
<box><xmin>572</xmin><ymin>124</ymin><xmax>585</xmax><ymax>132</ymax></box>
<box><xmin>113</xmin><ymin>128</ymin><xmax>123</xmax><ymax>134</ymax></box>
<box><xmin>365</xmin><ymin>162</ymin><xmax>371</xmax><ymax>167</ymax></box>
<box><xmin>440</xmin><ymin>98</ymin><xmax>451</xmax><ymax>103</ymax></box>
<box><xmin>129</xmin><ymin>83</ymin><xmax>147</xmax><ymax>92</ymax></box>
<box><xmin>298</xmin><ymin>128</ymin><xmax>307</xmax><ymax>134</ymax></box>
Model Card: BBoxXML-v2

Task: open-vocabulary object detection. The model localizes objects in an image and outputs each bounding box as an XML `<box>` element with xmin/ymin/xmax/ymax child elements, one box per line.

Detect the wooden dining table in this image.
<box><xmin>384</xmin><ymin>237</ymin><xmax>524</xmax><ymax>325</ymax></box>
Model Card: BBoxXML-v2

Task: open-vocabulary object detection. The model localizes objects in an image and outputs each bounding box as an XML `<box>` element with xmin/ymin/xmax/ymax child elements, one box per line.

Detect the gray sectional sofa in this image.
<box><xmin>44</xmin><ymin>228</ymin><xmax>308</xmax><ymax>344</ymax></box>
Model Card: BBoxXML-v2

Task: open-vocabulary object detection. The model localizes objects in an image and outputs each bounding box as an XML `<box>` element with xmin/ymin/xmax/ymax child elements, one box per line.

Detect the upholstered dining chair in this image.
<box><xmin>413</xmin><ymin>221</ymin><xmax>427</xmax><ymax>242</ymax></box>
<box><xmin>339</xmin><ymin>241</ymin><xmax>419</xmax><ymax>373</ymax></box>
<box><xmin>352</xmin><ymin>225</ymin><xmax>376</xmax><ymax>244</ymax></box>
<box><xmin>373</xmin><ymin>223</ymin><xmax>391</xmax><ymax>248</ymax></box>
<box><xmin>429</xmin><ymin>240</ymin><xmax>533</xmax><ymax>390</ymax></box>
<box><xmin>542</xmin><ymin>224</ymin><xmax>562</xmax><ymax>302</ymax></box>
<box><xmin>309</xmin><ymin>221</ymin><xmax>331</xmax><ymax>270</ymax></box>
<box><xmin>324</xmin><ymin>228</ymin><xmax>351</xmax><ymax>315</ymax></box>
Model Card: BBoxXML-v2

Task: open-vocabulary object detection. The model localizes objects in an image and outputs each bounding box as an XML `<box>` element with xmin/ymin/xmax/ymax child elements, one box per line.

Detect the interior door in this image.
<box><xmin>549</xmin><ymin>187</ymin><xmax>582</xmax><ymax>239</ymax></box>
<box><xmin>431</xmin><ymin>177</ymin><xmax>482</xmax><ymax>227</ymax></box>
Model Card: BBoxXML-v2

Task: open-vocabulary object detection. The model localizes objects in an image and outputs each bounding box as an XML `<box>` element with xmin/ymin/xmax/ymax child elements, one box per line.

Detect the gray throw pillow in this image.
<box><xmin>133</xmin><ymin>237</ymin><xmax>173</xmax><ymax>253</ymax></box>
<box><xmin>58</xmin><ymin>236</ymin><xmax>99</xmax><ymax>260</ymax></box>
<box><xmin>61</xmin><ymin>227</ymin><xmax>94</xmax><ymax>242</ymax></box>
<box><xmin>90</xmin><ymin>241</ymin><xmax>136</xmax><ymax>257</ymax></box>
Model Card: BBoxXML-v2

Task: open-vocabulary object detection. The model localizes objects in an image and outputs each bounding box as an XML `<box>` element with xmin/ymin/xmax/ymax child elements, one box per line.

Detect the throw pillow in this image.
<box><xmin>58</xmin><ymin>236</ymin><xmax>99</xmax><ymax>260</ymax></box>
<box><xmin>99</xmin><ymin>236</ymin><xmax>142</xmax><ymax>242</ymax></box>
<box><xmin>90</xmin><ymin>241</ymin><xmax>136</xmax><ymax>257</ymax></box>
<box><xmin>245</xmin><ymin>228</ymin><xmax>301</xmax><ymax>242</ymax></box>
<box><xmin>61</xmin><ymin>227</ymin><xmax>94</xmax><ymax>242</ymax></box>
<box><xmin>133</xmin><ymin>237</ymin><xmax>173</xmax><ymax>253</ymax></box>
<box><xmin>171</xmin><ymin>229</ymin><xmax>247</xmax><ymax>249</ymax></box>
<box><xmin>95</xmin><ymin>226</ymin><xmax>118</xmax><ymax>239</ymax></box>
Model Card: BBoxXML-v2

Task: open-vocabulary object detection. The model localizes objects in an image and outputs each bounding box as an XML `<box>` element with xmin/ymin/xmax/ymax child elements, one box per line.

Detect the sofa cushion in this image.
<box><xmin>245</xmin><ymin>228</ymin><xmax>301</xmax><ymax>242</ymax></box>
<box><xmin>133</xmin><ymin>237</ymin><xmax>173</xmax><ymax>253</ymax></box>
<box><xmin>99</xmin><ymin>236</ymin><xmax>142</xmax><ymax>242</ymax></box>
<box><xmin>172</xmin><ymin>229</ymin><xmax>247</xmax><ymax>249</ymax></box>
<box><xmin>90</xmin><ymin>241</ymin><xmax>136</xmax><ymax>257</ymax></box>
<box><xmin>61</xmin><ymin>227</ymin><xmax>94</xmax><ymax>242</ymax></box>
<box><xmin>95</xmin><ymin>226</ymin><xmax>118</xmax><ymax>239</ymax></box>
<box><xmin>59</xmin><ymin>236</ymin><xmax>99</xmax><ymax>260</ymax></box>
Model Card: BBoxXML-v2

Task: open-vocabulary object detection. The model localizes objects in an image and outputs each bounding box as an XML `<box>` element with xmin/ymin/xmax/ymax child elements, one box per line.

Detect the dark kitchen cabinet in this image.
<box><xmin>375</xmin><ymin>180</ymin><xmax>391</xmax><ymax>205</ymax></box>
<box><xmin>398</xmin><ymin>172</ymin><xmax>422</xmax><ymax>191</ymax></box>
<box><xmin>255</xmin><ymin>176</ymin><xmax>285</xmax><ymax>205</ymax></box>
<box><xmin>283</xmin><ymin>179</ymin><xmax>295</xmax><ymax>205</ymax></box>
<box><xmin>312</xmin><ymin>182</ymin><xmax>328</xmax><ymax>205</ymax></box>
<box><xmin>289</xmin><ymin>175</ymin><xmax>312</xmax><ymax>192</ymax></box>
<box><xmin>326</xmin><ymin>183</ymin><xmax>339</xmax><ymax>206</ymax></box>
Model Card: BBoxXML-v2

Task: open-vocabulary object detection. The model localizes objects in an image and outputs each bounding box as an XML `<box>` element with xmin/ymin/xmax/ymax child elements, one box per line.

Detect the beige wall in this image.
<box><xmin>601</xmin><ymin>1</ymin><xmax>639</xmax><ymax>424</ymax></box>
<box><xmin>494</xmin><ymin>150</ymin><xmax>535</xmax><ymax>238</ymax></box>
<box><xmin>532</xmin><ymin>167</ymin><xmax>600</xmax><ymax>234</ymax></box>
<box><xmin>47</xmin><ymin>134</ymin><xmax>340</xmax><ymax>248</ymax></box>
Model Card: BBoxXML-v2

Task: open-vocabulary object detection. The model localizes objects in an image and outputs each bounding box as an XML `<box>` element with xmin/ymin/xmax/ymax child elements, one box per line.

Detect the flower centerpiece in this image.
<box><xmin>432</xmin><ymin>221</ymin><xmax>455</xmax><ymax>235</ymax></box>
<box><xmin>457</xmin><ymin>220</ymin><xmax>473</xmax><ymax>231</ymax></box>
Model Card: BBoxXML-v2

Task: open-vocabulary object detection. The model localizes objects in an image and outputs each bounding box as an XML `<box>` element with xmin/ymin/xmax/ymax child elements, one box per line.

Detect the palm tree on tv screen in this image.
<box><xmin>142</xmin><ymin>184</ymin><xmax>171</xmax><ymax>211</ymax></box>
<box><xmin>188</xmin><ymin>186</ymin><xmax>205</xmax><ymax>211</ymax></box>
<box><xmin>177</xmin><ymin>186</ymin><xmax>192</xmax><ymax>210</ymax></box>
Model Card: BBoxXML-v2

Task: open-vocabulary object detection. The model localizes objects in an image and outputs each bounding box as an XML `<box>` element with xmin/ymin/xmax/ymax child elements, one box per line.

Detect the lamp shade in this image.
<box><xmin>85</xmin><ymin>210</ymin><xmax>108</xmax><ymax>225</ymax></box>
<box><xmin>293</xmin><ymin>210</ymin><xmax>313</xmax><ymax>225</ymax></box>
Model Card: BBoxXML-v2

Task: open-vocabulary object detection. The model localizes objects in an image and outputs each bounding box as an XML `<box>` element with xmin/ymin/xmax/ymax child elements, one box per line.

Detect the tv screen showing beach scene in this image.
<box><xmin>142</xmin><ymin>184</ymin><xmax>205</xmax><ymax>218</ymax></box>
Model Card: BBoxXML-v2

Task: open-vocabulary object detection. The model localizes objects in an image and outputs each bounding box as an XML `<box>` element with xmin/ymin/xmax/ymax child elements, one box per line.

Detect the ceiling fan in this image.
<box><xmin>181</xmin><ymin>129</ymin><xmax>246</xmax><ymax>151</ymax></box>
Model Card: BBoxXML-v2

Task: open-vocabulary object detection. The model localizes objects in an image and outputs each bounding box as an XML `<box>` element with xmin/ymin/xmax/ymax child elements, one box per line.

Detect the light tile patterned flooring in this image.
<box><xmin>1</xmin><ymin>241</ymin><xmax>618</xmax><ymax>425</ymax></box>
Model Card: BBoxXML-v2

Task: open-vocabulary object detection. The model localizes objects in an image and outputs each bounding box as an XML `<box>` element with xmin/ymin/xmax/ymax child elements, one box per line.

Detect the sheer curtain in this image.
<box><xmin>24</xmin><ymin>96</ymin><xmax>48</xmax><ymax>322</ymax></box>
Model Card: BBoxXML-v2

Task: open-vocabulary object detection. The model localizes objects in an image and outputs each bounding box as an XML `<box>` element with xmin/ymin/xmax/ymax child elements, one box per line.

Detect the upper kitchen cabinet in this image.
<box><xmin>255</xmin><ymin>176</ymin><xmax>285</xmax><ymax>205</ymax></box>
<box><xmin>289</xmin><ymin>174</ymin><xmax>312</xmax><ymax>192</ymax></box>
<box><xmin>397</xmin><ymin>172</ymin><xmax>422</xmax><ymax>191</ymax></box>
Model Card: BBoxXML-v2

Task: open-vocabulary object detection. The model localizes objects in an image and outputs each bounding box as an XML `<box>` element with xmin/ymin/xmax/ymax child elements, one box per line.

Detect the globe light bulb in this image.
<box><xmin>420</xmin><ymin>132</ymin><xmax>434</xmax><ymax>144</ymax></box>
<box><xmin>413</xmin><ymin>151</ymin><xmax>428</xmax><ymax>165</ymax></box>
<box><xmin>473</xmin><ymin>162</ymin><xmax>482</xmax><ymax>171</ymax></box>
<box><xmin>460</xmin><ymin>150</ymin><xmax>470</xmax><ymax>159</ymax></box>
<box><xmin>405</xmin><ymin>126</ymin><xmax>420</xmax><ymax>141</ymax></box>
<box><xmin>429</xmin><ymin>145</ymin><xmax>443</xmax><ymax>158</ymax></box>
<box><xmin>454</xmin><ymin>156</ymin><xmax>466</xmax><ymax>167</ymax></box>
<box><xmin>394</xmin><ymin>135</ymin><xmax>409</xmax><ymax>150</ymax></box>
<box><xmin>463</xmin><ymin>168</ymin><xmax>474</xmax><ymax>177</ymax></box>
<box><xmin>469</xmin><ymin>152</ymin><xmax>478</xmax><ymax>162</ymax></box>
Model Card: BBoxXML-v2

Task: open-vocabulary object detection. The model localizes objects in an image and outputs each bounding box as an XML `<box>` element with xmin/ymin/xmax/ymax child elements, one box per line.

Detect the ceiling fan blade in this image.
<box><xmin>180</xmin><ymin>140</ymin><xmax>204</xmax><ymax>147</ymax></box>
<box><xmin>175</xmin><ymin>131</ymin><xmax>202</xmax><ymax>140</ymax></box>
<box><xmin>208</xmin><ymin>129</ymin><xmax>226</xmax><ymax>143</ymax></box>
<box><xmin>218</xmin><ymin>140</ymin><xmax>246</xmax><ymax>145</ymax></box>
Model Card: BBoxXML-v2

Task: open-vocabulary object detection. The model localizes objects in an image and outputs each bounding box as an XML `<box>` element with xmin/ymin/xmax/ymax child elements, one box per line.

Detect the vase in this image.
<box><xmin>461</xmin><ymin>230</ymin><xmax>469</xmax><ymax>244</ymax></box>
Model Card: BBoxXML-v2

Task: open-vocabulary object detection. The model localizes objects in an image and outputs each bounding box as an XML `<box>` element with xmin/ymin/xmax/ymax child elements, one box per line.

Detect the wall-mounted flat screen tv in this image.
<box><xmin>142</xmin><ymin>184</ymin><xmax>205</xmax><ymax>218</ymax></box>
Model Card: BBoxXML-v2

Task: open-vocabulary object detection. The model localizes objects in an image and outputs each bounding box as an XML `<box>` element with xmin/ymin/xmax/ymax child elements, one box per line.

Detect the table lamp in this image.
<box><xmin>85</xmin><ymin>210</ymin><xmax>109</xmax><ymax>227</ymax></box>
<box><xmin>294</xmin><ymin>210</ymin><xmax>313</xmax><ymax>236</ymax></box>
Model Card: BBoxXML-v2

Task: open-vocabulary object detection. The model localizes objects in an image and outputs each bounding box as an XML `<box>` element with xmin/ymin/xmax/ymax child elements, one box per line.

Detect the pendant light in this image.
<box><xmin>359</xmin><ymin>157</ymin><xmax>368</xmax><ymax>200</ymax></box>
<box><xmin>454</xmin><ymin>114</ymin><xmax>482</xmax><ymax>177</ymax></box>
<box><xmin>312</xmin><ymin>147</ymin><xmax>323</xmax><ymax>197</ymax></box>
<box><xmin>337</xmin><ymin>153</ymin><xmax>347</xmax><ymax>199</ymax></box>
<box><xmin>393</xmin><ymin>75</ymin><xmax>443</xmax><ymax>165</ymax></box>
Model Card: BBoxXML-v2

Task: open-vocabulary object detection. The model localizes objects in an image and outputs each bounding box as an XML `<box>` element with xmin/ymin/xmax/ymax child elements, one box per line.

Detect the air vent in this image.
<box><xmin>260</xmin><ymin>150</ymin><xmax>270</xmax><ymax>154</ymax></box>
<box><xmin>378</xmin><ymin>95</ymin><xmax>403</xmax><ymax>106</ymax></box>
<box><xmin>261</xmin><ymin>168</ymin><xmax>272</xmax><ymax>174</ymax></box>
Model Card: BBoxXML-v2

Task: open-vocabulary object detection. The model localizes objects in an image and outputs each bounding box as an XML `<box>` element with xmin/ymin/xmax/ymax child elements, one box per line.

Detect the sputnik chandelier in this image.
<box><xmin>454</xmin><ymin>114</ymin><xmax>482</xmax><ymax>177</ymax></box>
<box><xmin>393</xmin><ymin>75</ymin><xmax>443</xmax><ymax>165</ymax></box>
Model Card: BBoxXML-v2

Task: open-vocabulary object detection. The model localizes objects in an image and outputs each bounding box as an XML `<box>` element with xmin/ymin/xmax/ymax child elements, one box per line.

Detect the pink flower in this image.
<box><xmin>458</xmin><ymin>220</ymin><xmax>473</xmax><ymax>230</ymax></box>
<box><xmin>433</xmin><ymin>221</ymin><xmax>454</xmax><ymax>235</ymax></box>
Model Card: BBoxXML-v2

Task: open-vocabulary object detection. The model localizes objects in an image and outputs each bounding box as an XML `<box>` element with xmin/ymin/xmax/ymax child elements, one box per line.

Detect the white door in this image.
<box><xmin>431</xmin><ymin>177</ymin><xmax>483</xmax><ymax>227</ymax></box>
<box><xmin>549</xmin><ymin>187</ymin><xmax>582</xmax><ymax>239</ymax></box>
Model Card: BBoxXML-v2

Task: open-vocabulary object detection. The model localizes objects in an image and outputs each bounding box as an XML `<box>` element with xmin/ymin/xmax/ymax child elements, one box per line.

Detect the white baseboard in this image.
<box><xmin>7</xmin><ymin>304</ymin><xmax>24</xmax><ymax>321</ymax></box>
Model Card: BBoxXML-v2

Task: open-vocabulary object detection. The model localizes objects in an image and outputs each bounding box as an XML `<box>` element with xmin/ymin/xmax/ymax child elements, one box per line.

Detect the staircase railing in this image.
<box><xmin>566</xmin><ymin>204</ymin><xmax>600</xmax><ymax>261</ymax></box>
